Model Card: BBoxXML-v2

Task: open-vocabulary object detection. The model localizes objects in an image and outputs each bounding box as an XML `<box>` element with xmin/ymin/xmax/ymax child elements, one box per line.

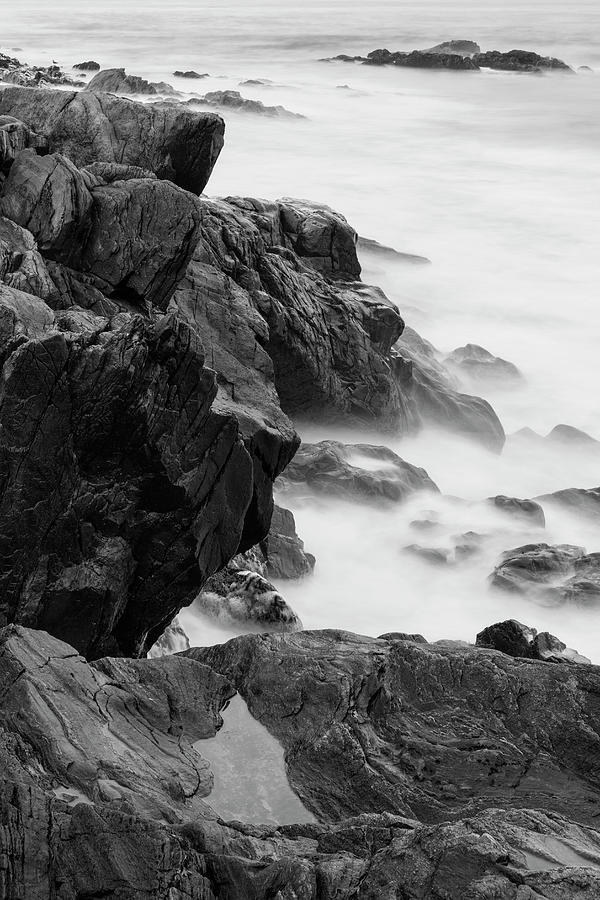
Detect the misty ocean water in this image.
<box><xmin>4</xmin><ymin>0</ymin><xmax>600</xmax><ymax>656</ymax></box>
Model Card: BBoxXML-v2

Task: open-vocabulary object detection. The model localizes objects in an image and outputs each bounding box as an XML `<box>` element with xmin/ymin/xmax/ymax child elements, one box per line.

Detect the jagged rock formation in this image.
<box><xmin>364</xmin><ymin>48</ymin><xmax>479</xmax><ymax>69</ymax></box>
<box><xmin>0</xmin><ymin>85</ymin><xmax>224</xmax><ymax>193</ymax></box>
<box><xmin>0</xmin><ymin>99</ymin><xmax>298</xmax><ymax>659</ymax></box>
<box><xmin>0</xmin><ymin>51</ymin><xmax>84</xmax><ymax>87</ymax></box>
<box><xmin>4</xmin><ymin>624</ymin><xmax>600</xmax><ymax>898</ymax></box>
<box><xmin>278</xmin><ymin>440</ymin><xmax>438</xmax><ymax>503</ymax></box>
<box><xmin>491</xmin><ymin>543</ymin><xmax>600</xmax><ymax>606</ymax></box>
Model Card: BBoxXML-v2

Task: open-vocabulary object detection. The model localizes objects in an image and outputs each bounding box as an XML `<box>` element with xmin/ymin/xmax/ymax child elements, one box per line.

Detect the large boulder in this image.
<box><xmin>0</xmin><ymin>85</ymin><xmax>224</xmax><ymax>192</ymax></box>
<box><xmin>476</xmin><ymin>619</ymin><xmax>590</xmax><ymax>664</ymax></box>
<box><xmin>488</xmin><ymin>494</ymin><xmax>546</xmax><ymax>527</ymax></box>
<box><xmin>278</xmin><ymin>440</ymin><xmax>438</xmax><ymax>503</ymax></box>
<box><xmin>194</xmin><ymin>568</ymin><xmax>302</xmax><ymax>631</ymax></box>
<box><xmin>445</xmin><ymin>342</ymin><xmax>522</xmax><ymax>385</ymax></box>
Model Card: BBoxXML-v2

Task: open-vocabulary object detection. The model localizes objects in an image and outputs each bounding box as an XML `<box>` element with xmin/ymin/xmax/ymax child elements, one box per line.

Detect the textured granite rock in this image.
<box><xmin>0</xmin><ymin>85</ymin><xmax>224</xmax><ymax>192</ymax></box>
<box><xmin>476</xmin><ymin>619</ymin><xmax>590</xmax><ymax>664</ymax></box>
<box><xmin>474</xmin><ymin>49</ymin><xmax>572</xmax><ymax>71</ymax></box>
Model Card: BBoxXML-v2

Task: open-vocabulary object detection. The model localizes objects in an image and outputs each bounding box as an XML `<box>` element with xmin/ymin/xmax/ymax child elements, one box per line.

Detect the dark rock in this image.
<box><xmin>476</xmin><ymin>619</ymin><xmax>590</xmax><ymax>665</ymax></box>
<box><xmin>259</xmin><ymin>503</ymin><xmax>315</xmax><ymax>578</ymax></box>
<box><xmin>173</xmin><ymin>69</ymin><xmax>208</xmax><ymax>79</ymax></box>
<box><xmin>179</xmin><ymin>195</ymin><xmax>411</xmax><ymax>429</ymax></box>
<box><xmin>5</xmin><ymin>625</ymin><xmax>600</xmax><ymax>897</ymax></box>
<box><xmin>536</xmin><ymin>486</ymin><xmax>600</xmax><ymax>521</ymax></box>
<box><xmin>422</xmin><ymin>40</ymin><xmax>481</xmax><ymax>57</ymax></box>
<box><xmin>402</xmin><ymin>544</ymin><xmax>450</xmax><ymax>564</ymax></box>
<box><xmin>73</xmin><ymin>60</ymin><xmax>101</xmax><ymax>71</ymax></box>
<box><xmin>278</xmin><ymin>440</ymin><xmax>438</xmax><ymax>503</ymax></box>
<box><xmin>364</xmin><ymin>48</ymin><xmax>479</xmax><ymax>70</ymax></box>
<box><xmin>488</xmin><ymin>494</ymin><xmax>546</xmax><ymax>526</ymax></box>
<box><xmin>0</xmin><ymin>149</ymin><xmax>202</xmax><ymax>310</ymax></box>
<box><xmin>85</xmin><ymin>67</ymin><xmax>161</xmax><ymax>94</ymax></box>
<box><xmin>473</xmin><ymin>49</ymin><xmax>572</xmax><ymax>71</ymax></box>
<box><xmin>195</xmin><ymin>89</ymin><xmax>305</xmax><ymax>119</ymax></box>
<box><xmin>0</xmin><ymin>115</ymin><xmax>47</xmax><ymax>172</ymax></box>
<box><xmin>0</xmin><ymin>85</ymin><xmax>224</xmax><ymax>193</ymax></box>
<box><xmin>193</xmin><ymin>627</ymin><xmax>600</xmax><ymax>825</ymax></box>
<box><xmin>147</xmin><ymin>616</ymin><xmax>190</xmax><ymax>657</ymax></box>
<box><xmin>194</xmin><ymin>568</ymin><xmax>302</xmax><ymax>631</ymax></box>
<box><xmin>476</xmin><ymin>618</ymin><xmax>538</xmax><ymax>657</ymax></box>
<box><xmin>445</xmin><ymin>342</ymin><xmax>522</xmax><ymax>384</ymax></box>
<box><xmin>357</xmin><ymin>234</ymin><xmax>431</xmax><ymax>264</ymax></box>
<box><xmin>490</xmin><ymin>543</ymin><xmax>600</xmax><ymax>606</ymax></box>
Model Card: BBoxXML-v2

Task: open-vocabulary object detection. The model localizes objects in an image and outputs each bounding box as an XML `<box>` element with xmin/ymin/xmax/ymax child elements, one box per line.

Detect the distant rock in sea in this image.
<box><xmin>85</xmin><ymin>67</ymin><xmax>177</xmax><ymax>95</ymax></box>
<box><xmin>73</xmin><ymin>60</ymin><xmax>100</xmax><ymax>71</ymax></box>
<box><xmin>173</xmin><ymin>69</ymin><xmax>208</xmax><ymax>78</ymax></box>
<box><xmin>422</xmin><ymin>40</ymin><xmax>481</xmax><ymax>57</ymax></box>
<box><xmin>445</xmin><ymin>343</ymin><xmax>523</xmax><ymax>384</ymax></box>
<box><xmin>193</xmin><ymin>89</ymin><xmax>305</xmax><ymax>118</ymax></box>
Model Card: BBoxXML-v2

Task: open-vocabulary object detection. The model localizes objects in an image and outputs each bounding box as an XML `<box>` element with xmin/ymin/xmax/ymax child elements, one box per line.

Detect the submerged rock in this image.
<box><xmin>0</xmin><ymin>85</ymin><xmax>224</xmax><ymax>193</ymax></box>
<box><xmin>445</xmin><ymin>342</ymin><xmax>522</xmax><ymax>384</ymax></box>
<box><xmin>402</xmin><ymin>544</ymin><xmax>450</xmax><ymax>564</ymax></box>
<box><xmin>278</xmin><ymin>440</ymin><xmax>438</xmax><ymax>503</ymax></box>
<box><xmin>194</xmin><ymin>89</ymin><xmax>305</xmax><ymax>118</ymax></box>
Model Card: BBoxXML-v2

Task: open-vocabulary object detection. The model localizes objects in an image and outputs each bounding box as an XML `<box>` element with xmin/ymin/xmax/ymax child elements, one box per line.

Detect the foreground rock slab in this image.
<box><xmin>4</xmin><ymin>625</ymin><xmax>600</xmax><ymax>898</ymax></box>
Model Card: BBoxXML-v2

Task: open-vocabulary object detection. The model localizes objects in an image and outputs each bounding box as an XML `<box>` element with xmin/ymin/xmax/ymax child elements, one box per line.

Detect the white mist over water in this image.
<box><xmin>4</xmin><ymin>0</ymin><xmax>600</xmax><ymax>656</ymax></box>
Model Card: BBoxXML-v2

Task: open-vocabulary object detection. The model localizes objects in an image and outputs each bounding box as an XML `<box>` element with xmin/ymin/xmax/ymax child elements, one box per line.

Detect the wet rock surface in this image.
<box><xmin>476</xmin><ymin>619</ymin><xmax>590</xmax><ymax>664</ymax></box>
<box><xmin>195</xmin><ymin>568</ymin><xmax>302</xmax><ymax>631</ymax></box>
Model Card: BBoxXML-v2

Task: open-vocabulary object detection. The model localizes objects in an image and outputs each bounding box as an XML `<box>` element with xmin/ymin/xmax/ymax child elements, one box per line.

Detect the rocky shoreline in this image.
<box><xmin>0</xmin><ymin>52</ymin><xmax>599</xmax><ymax>899</ymax></box>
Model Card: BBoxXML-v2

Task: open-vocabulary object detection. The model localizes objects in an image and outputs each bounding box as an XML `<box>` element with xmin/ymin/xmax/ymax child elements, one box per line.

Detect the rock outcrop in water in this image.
<box><xmin>85</xmin><ymin>66</ymin><xmax>175</xmax><ymax>95</ymax></box>
<box><xmin>193</xmin><ymin>89</ymin><xmax>305</xmax><ymax>118</ymax></box>
<box><xmin>0</xmin><ymin>85</ymin><xmax>224</xmax><ymax>193</ymax></box>
<box><xmin>491</xmin><ymin>543</ymin><xmax>600</xmax><ymax>606</ymax></box>
<box><xmin>325</xmin><ymin>44</ymin><xmax>573</xmax><ymax>73</ymax></box>
<box><xmin>278</xmin><ymin>440</ymin><xmax>438</xmax><ymax>503</ymax></box>
<box><xmin>476</xmin><ymin>618</ymin><xmax>591</xmax><ymax>664</ymax></box>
